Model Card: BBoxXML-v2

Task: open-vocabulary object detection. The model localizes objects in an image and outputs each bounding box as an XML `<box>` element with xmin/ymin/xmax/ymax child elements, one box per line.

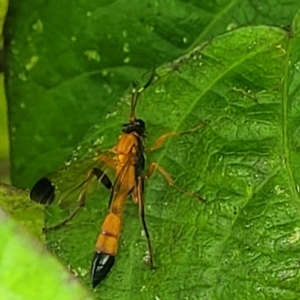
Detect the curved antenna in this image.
<box><xmin>130</xmin><ymin>69</ymin><xmax>155</xmax><ymax>122</ymax></box>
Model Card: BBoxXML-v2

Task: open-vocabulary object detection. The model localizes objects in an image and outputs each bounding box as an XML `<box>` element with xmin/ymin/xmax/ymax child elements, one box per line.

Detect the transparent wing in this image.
<box><xmin>29</xmin><ymin>151</ymin><xmax>115</xmax><ymax>212</ymax></box>
<box><xmin>106</xmin><ymin>152</ymin><xmax>137</xmax><ymax>209</ymax></box>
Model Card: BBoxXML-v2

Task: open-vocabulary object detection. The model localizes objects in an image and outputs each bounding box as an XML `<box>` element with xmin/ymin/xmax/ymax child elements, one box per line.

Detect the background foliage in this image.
<box><xmin>3</xmin><ymin>1</ymin><xmax>300</xmax><ymax>300</ymax></box>
<box><xmin>4</xmin><ymin>0</ymin><xmax>300</xmax><ymax>188</ymax></box>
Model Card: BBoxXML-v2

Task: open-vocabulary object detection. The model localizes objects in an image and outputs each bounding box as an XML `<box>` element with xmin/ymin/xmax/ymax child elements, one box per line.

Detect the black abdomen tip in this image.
<box><xmin>29</xmin><ymin>177</ymin><xmax>55</xmax><ymax>205</ymax></box>
<box><xmin>91</xmin><ymin>252</ymin><xmax>115</xmax><ymax>288</ymax></box>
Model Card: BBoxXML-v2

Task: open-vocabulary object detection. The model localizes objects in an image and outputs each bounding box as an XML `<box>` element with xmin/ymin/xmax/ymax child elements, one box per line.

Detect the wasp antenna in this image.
<box><xmin>130</xmin><ymin>87</ymin><xmax>138</xmax><ymax>122</ymax></box>
<box><xmin>132</xmin><ymin>80</ymin><xmax>138</xmax><ymax>88</ymax></box>
<box><xmin>129</xmin><ymin>69</ymin><xmax>156</xmax><ymax>122</ymax></box>
<box><xmin>141</xmin><ymin>68</ymin><xmax>155</xmax><ymax>90</ymax></box>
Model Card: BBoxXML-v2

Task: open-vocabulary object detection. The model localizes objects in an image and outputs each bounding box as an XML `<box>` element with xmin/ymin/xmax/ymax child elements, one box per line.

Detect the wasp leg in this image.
<box><xmin>137</xmin><ymin>176</ymin><xmax>154</xmax><ymax>269</ymax></box>
<box><xmin>44</xmin><ymin>168</ymin><xmax>113</xmax><ymax>232</ymax></box>
<box><xmin>131</xmin><ymin>178</ymin><xmax>144</xmax><ymax>204</ymax></box>
<box><xmin>145</xmin><ymin>120</ymin><xmax>208</xmax><ymax>152</ymax></box>
<box><xmin>145</xmin><ymin>162</ymin><xmax>205</xmax><ymax>203</ymax></box>
<box><xmin>132</xmin><ymin>186</ymin><xmax>139</xmax><ymax>204</ymax></box>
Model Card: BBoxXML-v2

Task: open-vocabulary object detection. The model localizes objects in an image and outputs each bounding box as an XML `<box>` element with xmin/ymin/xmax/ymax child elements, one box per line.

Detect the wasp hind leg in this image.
<box><xmin>137</xmin><ymin>177</ymin><xmax>154</xmax><ymax>269</ymax></box>
<box><xmin>43</xmin><ymin>168</ymin><xmax>113</xmax><ymax>232</ymax></box>
<box><xmin>145</xmin><ymin>162</ymin><xmax>205</xmax><ymax>203</ymax></box>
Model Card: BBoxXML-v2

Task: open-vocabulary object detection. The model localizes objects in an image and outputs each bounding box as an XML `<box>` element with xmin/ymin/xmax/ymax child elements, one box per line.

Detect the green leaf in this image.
<box><xmin>35</xmin><ymin>19</ymin><xmax>300</xmax><ymax>299</ymax></box>
<box><xmin>0</xmin><ymin>208</ymin><xmax>94</xmax><ymax>300</ymax></box>
<box><xmin>4</xmin><ymin>0</ymin><xmax>300</xmax><ymax>188</ymax></box>
<box><xmin>0</xmin><ymin>182</ymin><xmax>44</xmax><ymax>241</ymax></box>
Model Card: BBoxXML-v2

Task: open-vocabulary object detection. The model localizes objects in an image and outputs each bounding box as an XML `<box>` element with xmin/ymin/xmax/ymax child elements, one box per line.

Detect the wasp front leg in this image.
<box><xmin>145</xmin><ymin>120</ymin><xmax>208</xmax><ymax>152</ymax></box>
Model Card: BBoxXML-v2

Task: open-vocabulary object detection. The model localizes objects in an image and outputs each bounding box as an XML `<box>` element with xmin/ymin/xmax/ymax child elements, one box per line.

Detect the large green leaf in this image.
<box><xmin>35</xmin><ymin>14</ymin><xmax>300</xmax><ymax>299</ymax></box>
<box><xmin>4</xmin><ymin>0</ymin><xmax>300</xmax><ymax>188</ymax></box>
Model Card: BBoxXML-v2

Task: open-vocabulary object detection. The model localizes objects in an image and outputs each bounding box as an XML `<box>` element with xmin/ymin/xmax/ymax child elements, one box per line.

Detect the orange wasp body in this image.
<box><xmin>30</xmin><ymin>73</ymin><xmax>206</xmax><ymax>288</ymax></box>
<box><xmin>91</xmin><ymin>108</ymin><xmax>149</xmax><ymax>287</ymax></box>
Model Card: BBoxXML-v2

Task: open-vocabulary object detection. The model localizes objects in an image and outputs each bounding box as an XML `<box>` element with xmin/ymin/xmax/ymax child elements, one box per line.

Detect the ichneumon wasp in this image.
<box><xmin>30</xmin><ymin>70</ymin><xmax>207</xmax><ymax>288</ymax></box>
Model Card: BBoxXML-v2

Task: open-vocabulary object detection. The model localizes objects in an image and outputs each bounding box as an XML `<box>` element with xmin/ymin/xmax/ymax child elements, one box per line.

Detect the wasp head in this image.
<box><xmin>122</xmin><ymin>119</ymin><xmax>146</xmax><ymax>136</ymax></box>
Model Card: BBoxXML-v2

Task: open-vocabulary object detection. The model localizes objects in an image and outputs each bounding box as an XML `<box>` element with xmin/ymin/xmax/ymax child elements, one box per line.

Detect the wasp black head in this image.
<box><xmin>122</xmin><ymin>118</ymin><xmax>146</xmax><ymax>136</ymax></box>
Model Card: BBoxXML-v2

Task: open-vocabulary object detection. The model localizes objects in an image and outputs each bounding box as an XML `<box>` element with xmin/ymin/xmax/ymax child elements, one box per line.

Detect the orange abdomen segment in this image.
<box><xmin>95</xmin><ymin>213</ymin><xmax>121</xmax><ymax>256</ymax></box>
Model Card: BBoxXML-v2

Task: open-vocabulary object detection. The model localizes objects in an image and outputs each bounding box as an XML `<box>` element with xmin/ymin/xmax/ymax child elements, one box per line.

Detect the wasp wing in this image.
<box><xmin>29</xmin><ymin>151</ymin><xmax>115</xmax><ymax>212</ymax></box>
<box><xmin>106</xmin><ymin>152</ymin><xmax>137</xmax><ymax>210</ymax></box>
